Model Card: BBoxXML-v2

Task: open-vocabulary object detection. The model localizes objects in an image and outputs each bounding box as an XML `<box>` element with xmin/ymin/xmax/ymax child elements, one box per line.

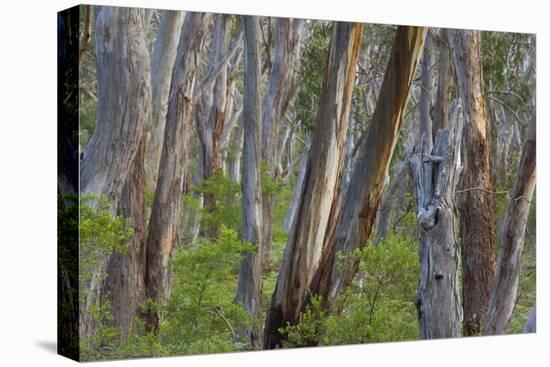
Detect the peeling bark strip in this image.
<box><xmin>144</xmin><ymin>12</ymin><xmax>213</xmax><ymax>333</ymax></box>
<box><xmin>235</xmin><ymin>15</ymin><xmax>263</xmax><ymax>347</ymax></box>
<box><xmin>261</xmin><ymin>18</ymin><xmax>305</xmax><ymax>266</ymax></box>
<box><xmin>410</xmin><ymin>105</ymin><xmax>464</xmax><ymax>339</ymax></box>
<box><xmin>483</xmin><ymin>114</ymin><xmax>536</xmax><ymax>335</ymax></box>
<box><xmin>79</xmin><ymin>6</ymin><xmax>151</xmax><ymax>338</ymax></box>
<box><xmin>449</xmin><ymin>29</ymin><xmax>497</xmax><ymax>336</ymax></box>
<box><xmin>263</xmin><ymin>22</ymin><xmax>364</xmax><ymax>349</ymax></box>
<box><xmin>309</xmin><ymin>26</ymin><xmax>427</xmax><ymax>306</ymax></box>
<box><xmin>145</xmin><ymin>10</ymin><xmax>184</xmax><ymax>192</ymax></box>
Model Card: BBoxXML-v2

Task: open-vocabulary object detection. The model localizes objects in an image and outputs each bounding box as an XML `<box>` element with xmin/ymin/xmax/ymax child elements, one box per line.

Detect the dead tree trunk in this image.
<box><xmin>79</xmin><ymin>6</ymin><xmax>151</xmax><ymax>338</ymax></box>
<box><xmin>432</xmin><ymin>29</ymin><xmax>453</xmax><ymax>135</ymax></box>
<box><xmin>260</xmin><ymin>18</ymin><xmax>305</xmax><ymax>267</ymax></box>
<box><xmin>145</xmin><ymin>10</ymin><xmax>184</xmax><ymax>192</ymax></box>
<box><xmin>235</xmin><ymin>15</ymin><xmax>263</xmax><ymax>348</ymax></box>
<box><xmin>263</xmin><ymin>22</ymin><xmax>364</xmax><ymax>349</ymax></box>
<box><xmin>449</xmin><ymin>29</ymin><xmax>497</xmax><ymax>336</ymax></box>
<box><xmin>307</xmin><ymin>26</ymin><xmax>427</xmax><ymax>308</ymax></box>
<box><xmin>483</xmin><ymin>114</ymin><xmax>536</xmax><ymax>335</ymax></box>
<box><xmin>144</xmin><ymin>13</ymin><xmax>212</xmax><ymax>333</ymax></box>
<box><xmin>409</xmin><ymin>105</ymin><xmax>464</xmax><ymax>339</ymax></box>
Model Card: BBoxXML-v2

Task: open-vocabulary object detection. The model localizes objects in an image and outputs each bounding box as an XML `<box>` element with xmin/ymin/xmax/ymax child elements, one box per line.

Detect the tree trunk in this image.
<box><xmin>145</xmin><ymin>10</ymin><xmax>184</xmax><ymax>192</ymax></box>
<box><xmin>524</xmin><ymin>304</ymin><xmax>536</xmax><ymax>333</ymax></box>
<box><xmin>263</xmin><ymin>21</ymin><xmax>364</xmax><ymax>349</ymax></box>
<box><xmin>449</xmin><ymin>29</ymin><xmax>497</xmax><ymax>336</ymax></box>
<box><xmin>199</xmin><ymin>15</ymin><xmax>230</xmax><ymax>236</ymax></box>
<box><xmin>409</xmin><ymin>105</ymin><xmax>464</xmax><ymax>339</ymax></box>
<box><xmin>307</xmin><ymin>26</ymin><xmax>427</xmax><ymax>308</ymax></box>
<box><xmin>261</xmin><ymin>18</ymin><xmax>305</xmax><ymax>267</ymax></box>
<box><xmin>432</xmin><ymin>29</ymin><xmax>453</xmax><ymax>135</ymax></box>
<box><xmin>373</xmin><ymin>162</ymin><xmax>408</xmax><ymax>247</ymax></box>
<box><xmin>283</xmin><ymin>152</ymin><xmax>308</xmax><ymax>232</ymax></box>
<box><xmin>227</xmin><ymin>118</ymin><xmax>244</xmax><ymax>184</ymax></box>
<box><xmin>419</xmin><ymin>33</ymin><xmax>433</xmax><ymax>148</ymax></box>
<box><xmin>196</xmin><ymin>15</ymin><xmax>242</xmax><ymax>238</ymax></box>
<box><xmin>235</xmin><ymin>15</ymin><xmax>263</xmax><ymax>348</ymax></box>
<box><xmin>104</xmin><ymin>138</ymin><xmax>147</xmax><ymax>338</ymax></box>
<box><xmin>144</xmin><ymin>12</ymin><xmax>212</xmax><ymax>333</ymax></box>
<box><xmin>483</xmin><ymin>114</ymin><xmax>536</xmax><ymax>335</ymax></box>
<box><xmin>79</xmin><ymin>6</ymin><xmax>151</xmax><ymax>338</ymax></box>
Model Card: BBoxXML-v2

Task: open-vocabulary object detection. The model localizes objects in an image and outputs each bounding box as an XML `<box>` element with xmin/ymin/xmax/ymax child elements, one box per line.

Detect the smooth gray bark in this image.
<box><xmin>524</xmin><ymin>304</ymin><xmax>536</xmax><ymax>333</ymax></box>
<box><xmin>235</xmin><ymin>15</ymin><xmax>263</xmax><ymax>348</ymax></box>
<box><xmin>145</xmin><ymin>10</ymin><xmax>184</xmax><ymax>192</ymax></box>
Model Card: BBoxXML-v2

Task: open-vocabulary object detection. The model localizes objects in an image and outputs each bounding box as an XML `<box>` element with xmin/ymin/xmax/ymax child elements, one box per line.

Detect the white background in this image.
<box><xmin>0</xmin><ymin>0</ymin><xmax>547</xmax><ymax>365</ymax></box>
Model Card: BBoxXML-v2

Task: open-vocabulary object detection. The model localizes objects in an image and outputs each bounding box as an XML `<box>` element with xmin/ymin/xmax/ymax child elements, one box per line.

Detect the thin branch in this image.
<box><xmin>454</xmin><ymin>187</ymin><xmax>509</xmax><ymax>195</ymax></box>
<box><xmin>194</xmin><ymin>28</ymin><xmax>244</xmax><ymax>102</ymax></box>
<box><xmin>212</xmin><ymin>306</ymin><xmax>237</xmax><ymax>342</ymax></box>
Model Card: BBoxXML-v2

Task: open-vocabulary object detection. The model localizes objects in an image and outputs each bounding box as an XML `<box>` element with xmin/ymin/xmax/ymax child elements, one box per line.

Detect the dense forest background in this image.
<box><xmin>58</xmin><ymin>5</ymin><xmax>536</xmax><ymax>361</ymax></box>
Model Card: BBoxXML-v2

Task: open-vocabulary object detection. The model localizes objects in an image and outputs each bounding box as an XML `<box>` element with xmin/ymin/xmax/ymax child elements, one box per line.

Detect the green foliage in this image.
<box><xmin>160</xmin><ymin>226</ymin><xmax>254</xmax><ymax>354</ymax></box>
<box><xmin>295</xmin><ymin>21</ymin><xmax>332</xmax><ymax>133</ymax></box>
<box><xmin>282</xmin><ymin>234</ymin><xmax>419</xmax><ymax>347</ymax></box>
<box><xmin>192</xmin><ymin>170</ymin><xmax>242</xmax><ymax>234</ymax></box>
<box><xmin>482</xmin><ymin>32</ymin><xmax>534</xmax><ymax>101</ymax></box>
<box><xmin>78</xmin><ymin>194</ymin><xmax>134</xmax><ymax>359</ymax></box>
<box><xmin>79</xmin><ymin>195</ymin><xmax>133</xmax><ymax>291</ymax></box>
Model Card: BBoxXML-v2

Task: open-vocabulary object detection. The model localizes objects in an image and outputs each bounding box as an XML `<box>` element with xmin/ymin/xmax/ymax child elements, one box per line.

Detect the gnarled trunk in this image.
<box><xmin>409</xmin><ymin>105</ymin><xmax>464</xmax><ymax>339</ymax></box>
<box><xmin>263</xmin><ymin>21</ymin><xmax>364</xmax><ymax>349</ymax></box>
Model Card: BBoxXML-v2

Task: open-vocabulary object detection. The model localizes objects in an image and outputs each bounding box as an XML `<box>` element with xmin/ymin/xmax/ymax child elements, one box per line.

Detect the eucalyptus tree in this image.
<box><xmin>144</xmin><ymin>12</ymin><xmax>213</xmax><ymax>333</ymax></box>
<box><xmin>308</xmin><ymin>26</ymin><xmax>427</xmax><ymax>310</ymax></box>
<box><xmin>263</xmin><ymin>21</ymin><xmax>364</xmax><ymax>349</ymax></box>
<box><xmin>235</xmin><ymin>15</ymin><xmax>263</xmax><ymax>347</ymax></box>
<box><xmin>145</xmin><ymin>10</ymin><xmax>184</xmax><ymax>192</ymax></box>
<box><xmin>484</xmin><ymin>114</ymin><xmax>536</xmax><ymax>335</ymax></box>
<box><xmin>260</xmin><ymin>18</ymin><xmax>305</xmax><ymax>266</ymax></box>
<box><xmin>450</xmin><ymin>29</ymin><xmax>497</xmax><ymax>336</ymax></box>
<box><xmin>79</xmin><ymin>6</ymin><xmax>151</xmax><ymax>338</ymax></box>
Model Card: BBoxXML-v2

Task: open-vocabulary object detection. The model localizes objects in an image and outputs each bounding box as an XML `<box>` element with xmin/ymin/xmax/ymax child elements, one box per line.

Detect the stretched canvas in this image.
<box><xmin>57</xmin><ymin>4</ymin><xmax>536</xmax><ymax>362</ymax></box>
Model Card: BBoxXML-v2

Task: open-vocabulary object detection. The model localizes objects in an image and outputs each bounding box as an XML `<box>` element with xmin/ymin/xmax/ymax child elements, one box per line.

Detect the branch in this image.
<box><xmin>194</xmin><ymin>28</ymin><xmax>244</xmax><ymax>102</ymax></box>
<box><xmin>211</xmin><ymin>306</ymin><xmax>237</xmax><ymax>342</ymax></box>
<box><xmin>454</xmin><ymin>187</ymin><xmax>509</xmax><ymax>196</ymax></box>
